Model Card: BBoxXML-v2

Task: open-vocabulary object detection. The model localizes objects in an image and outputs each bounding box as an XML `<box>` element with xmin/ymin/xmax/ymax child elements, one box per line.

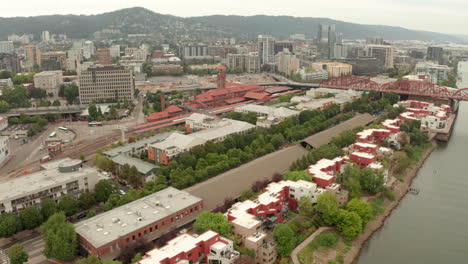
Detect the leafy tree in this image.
<box><xmin>8</xmin><ymin>243</ymin><xmax>29</xmax><ymax>264</ymax></box>
<box><xmin>0</xmin><ymin>100</ymin><xmax>9</xmax><ymax>113</ymax></box>
<box><xmin>127</xmin><ymin>166</ymin><xmax>141</xmax><ymax>188</ymax></box>
<box><xmin>271</xmin><ymin>133</ymin><xmax>285</xmax><ymax>149</ymax></box>
<box><xmin>346</xmin><ymin>199</ymin><xmax>372</xmax><ymax>225</ymax></box>
<box><xmin>344</xmin><ymin>177</ymin><xmax>361</xmax><ymax>200</ymax></box>
<box><xmin>64</xmin><ymin>84</ymin><xmax>79</xmax><ymax>104</ymax></box>
<box><xmin>80</xmin><ymin>153</ymin><xmax>86</xmax><ymax>161</ymax></box>
<box><xmin>2</xmin><ymin>86</ymin><xmax>30</xmax><ymax>108</ymax></box>
<box><xmin>0</xmin><ymin>212</ymin><xmax>22</xmax><ymax>237</ymax></box>
<box><xmin>88</xmin><ymin>104</ymin><xmax>98</xmax><ymax>121</ymax></box>
<box><xmin>19</xmin><ymin>206</ymin><xmax>44</xmax><ymax>229</ymax></box>
<box><xmin>193</xmin><ymin>212</ymin><xmax>232</xmax><ymax>237</ymax></box>
<box><xmin>29</xmin><ymin>88</ymin><xmax>47</xmax><ymax>99</ymax></box>
<box><xmin>273</xmin><ymin>224</ymin><xmax>296</xmax><ymax>257</ymax></box>
<box><xmin>41</xmin><ymin>212</ymin><xmax>77</xmax><ymax>261</ymax></box>
<box><xmin>282</xmin><ymin>171</ymin><xmax>311</xmax><ymax>182</ymax></box>
<box><xmin>76</xmin><ymin>255</ymin><xmax>101</xmax><ymax>264</ymax></box>
<box><xmin>41</xmin><ymin>199</ymin><xmax>57</xmax><ymax>219</ymax></box>
<box><xmin>315</xmin><ymin>192</ymin><xmax>339</xmax><ymax>225</ymax></box>
<box><xmin>336</xmin><ymin>209</ymin><xmax>362</xmax><ymax>240</ymax></box>
<box><xmin>94</xmin><ymin>180</ymin><xmax>114</xmax><ymax>203</ymax></box>
<box><xmin>298</xmin><ymin>197</ymin><xmax>314</xmax><ymax>217</ymax></box>
<box><xmin>131</xmin><ymin>253</ymin><xmax>143</xmax><ymax>263</ymax></box>
<box><xmin>58</xmin><ymin>195</ymin><xmax>78</xmax><ymax>216</ymax></box>
<box><xmin>79</xmin><ymin>191</ymin><xmax>97</xmax><ymax>210</ymax></box>
<box><xmin>52</xmin><ymin>100</ymin><xmax>61</xmax><ymax>106</ymax></box>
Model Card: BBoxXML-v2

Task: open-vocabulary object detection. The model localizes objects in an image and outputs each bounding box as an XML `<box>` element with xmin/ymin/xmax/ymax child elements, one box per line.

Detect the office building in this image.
<box><xmin>258</xmin><ymin>35</ymin><xmax>276</xmax><ymax>65</ymax></box>
<box><xmin>276</xmin><ymin>49</ymin><xmax>300</xmax><ymax>75</ymax></box>
<box><xmin>415</xmin><ymin>62</ymin><xmax>449</xmax><ymax>84</ymax></box>
<box><xmin>317</xmin><ymin>24</ymin><xmax>337</xmax><ymax>59</ymax></box>
<box><xmin>366</xmin><ymin>37</ymin><xmax>384</xmax><ymax>45</ymax></box>
<box><xmin>41</xmin><ymin>31</ymin><xmax>50</xmax><ymax>42</ymax></box>
<box><xmin>138</xmin><ymin>230</ymin><xmax>239</xmax><ymax>264</ymax></box>
<box><xmin>66</xmin><ymin>49</ymin><xmax>83</xmax><ymax>72</ymax></box>
<box><xmin>365</xmin><ymin>45</ymin><xmax>395</xmax><ymax>68</ymax></box>
<box><xmin>109</xmin><ymin>45</ymin><xmax>120</xmax><ymax>58</ymax></box>
<box><xmin>274</xmin><ymin>41</ymin><xmax>294</xmax><ymax>54</ymax></box>
<box><xmin>125</xmin><ymin>48</ymin><xmax>147</xmax><ymax>61</ymax></box>
<box><xmin>33</xmin><ymin>71</ymin><xmax>63</xmax><ymax>97</ymax></box>
<box><xmin>427</xmin><ymin>47</ymin><xmax>444</xmax><ymax>63</ymax></box>
<box><xmin>41</xmin><ymin>51</ymin><xmax>67</xmax><ymax>71</ymax></box>
<box><xmin>78</xmin><ymin>65</ymin><xmax>134</xmax><ymax>104</ymax></box>
<box><xmin>207</xmin><ymin>46</ymin><xmax>237</xmax><ymax>58</ymax></box>
<box><xmin>0</xmin><ymin>54</ymin><xmax>21</xmax><ymax>73</ymax></box>
<box><xmin>0</xmin><ymin>159</ymin><xmax>99</xmax><ymax>213</ymax></box>
<box><xmin>178</xmin><ymin>45</ymin><xmax>209</xmax><ymax>58</ymax></box>
<box><xmin>24</xmin><ymin>45</ymin><xmax>41</xmax><ymax>66</ymax></box>
<box><xmin>339</xmin><ymin>57</ymin><xmax>384</xmax><ymax>76</ymax></box>
<box><xmin>0</xmin><ymin>41</ymin><xmax>14</xmax><ymax>54</ymax></box>
<box><xmin>97</xmin><ymin>48</ymin><xmax>112</xmax><ymax>65</ymax></box>
<box><xmin>82</xmin><ymin>41</ymin><xmax>95</xmax><ymax>60</ymax></box>
<box><xmin>226</xmin><ymin>52</ymin><xmax>260</xmax><ymax>73</ymax></box>
<box><xmin>311</xmin><ymin>62</ymin><xmax>352</xmax><ymax>77</ymax></box>
<box><xmin>75</xmin><ymin>187</ymin><xmax>203</xmax><ymax>259</ymax></box>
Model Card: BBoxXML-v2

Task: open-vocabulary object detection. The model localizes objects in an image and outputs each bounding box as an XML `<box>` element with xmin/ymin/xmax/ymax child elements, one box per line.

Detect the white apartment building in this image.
<box><xmin>311</xmin><ymin>62</ymin><xmax>352</xmax><ymax>78</ymax></box>
<box><xmin>109</xmin><ymin>45</ymin><xmax>121</xmax><ymax>58</ymax></box>
<box><xmin>226</xmin><ymin>52</ymin><xmax>260</xmax><ymax>73</ymax></box>
<box><xmin>66</xmin><ymin>49</ymin><xmax>83</xmax><ymax>72</ymax></box>
<box><xmin>125</xmin><ymin>48</ymin><xmax>147</xmax><ymax>61</ymax></box>
<box><xmin>0</xmin><ymin>159</ymin><xmax>99</xmax><ymax>213</ymax></box>
<box><xmin>416</xmin><ymin>62</ymin><xmax>449</xmax><ymax>84</ymax></box>
<box><xmin>258</xmin><ymin>35</ymin><xmax>275</xmax><ymax>65</ymax></box>
<box><xmin>235</xmin><ymin>104</ymin><xmax>300</xmax><ymax>128</ymax></box>
<box><xmin>78</xmin><ymin>65</ymin><xmax>134</xmax><ymax>104</ymax></box>
<box><xmin>41</xmin><ymin>31</ymin><xmax>50</xmax><ymax>42</ymax></box>
<box><xmin>0</xmin><ymin>41</ymin><xmax>14</xmax><ymax>54</ymax></box>
<box><xmin>33</xmin><ymin>71</ymin><xmax>63</xmax><ymax>97</ymax></box>
<box><xmin>138</xmin><ymin>230</ymin><xmax>239</xmax><ymax>264</ymax></box>
<box><xmin>82</xmin><ymin>41</ymin><xmax>95</xmax><ymax>59</ymax></box>
<box><xmin>277</xmin><ymin>49</ymin><xmax>300</xmax><ymax>75</ymax></box>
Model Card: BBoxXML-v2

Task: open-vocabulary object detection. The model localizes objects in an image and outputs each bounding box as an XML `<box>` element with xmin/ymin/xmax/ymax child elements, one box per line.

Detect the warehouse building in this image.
<box><xmin>75</xmin><ymin>187</ymin><xmax>203</xmax><ymax>259</ymax></box>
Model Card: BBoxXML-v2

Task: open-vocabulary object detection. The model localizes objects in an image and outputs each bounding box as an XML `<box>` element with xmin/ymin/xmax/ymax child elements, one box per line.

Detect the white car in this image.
<box><xmin>119</xmin><ymin>190</ymin><xmax>126</xmax><ymax>195</ymax></box>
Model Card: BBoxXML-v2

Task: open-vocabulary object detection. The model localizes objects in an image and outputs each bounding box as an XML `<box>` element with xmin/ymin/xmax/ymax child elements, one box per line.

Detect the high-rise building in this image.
<box><xmin>109</xmin><ymin>45</ymin><xmax>120</xmax><ymax>58</ymax></box>
<box><xmin>66</xmin><ymin>49</ymin><xmax>83</xmax><ymax>72</ymax></box>
<box><xmin>41</xmin><ymin>31</ymin><xmax>50</xmax><ymax>42</ymax></box>
<box><xmin>33</xmin><ymin>71</ymin><xmax>63</xmax><ymax>97</ymax></box>
<box><xmin>0</xmin><ymin>41</ymin><xmax>14</xmax><ymax>54</ymax></box>
<box><xmin>78</xmin><ymin>65</ymin><xmax>134</xmax><ymax>104</ymax></box>
<box><xmin>177</xmin><ymin>45</ymin><xmax>209</xmax><ymax>58</ymax></box>
<box><xmin>82</xmin><ymin>41</ymin><xmax>95</xmax><ymax>60</ymax></box>
<box><xmin>0</xmin><ymin>54</ymin><xmax>21</xmax><ymax>73</ymax></box>
<box><xmin>24</xmin><ymin>45</ymin><xmax>41</xmax><ymax>66</ymax></box>
<box><xmin>276</xmin><ymin>49</ymin><xmax>300</xmax><ymax>75</ymax></box>
<box><xmin>226</xmin><ymin>52</ymin><xmax>260</xmax><ymax>73</ymax></box>
<box><xmin>274</xmin><ymin>41</ymin><xmax>294</xmax><ymax>54</ymax></box>
<box><xmin>416</xmin><ymin>62</ymin><xmax>449</xmax><ymax>84</ymax></box>
<box><xmin>317</xmin><ymin>24</ymin><xmax>337</xmax><ymax>59</ymax></box>
<box><xmin>365</xmin><ymin>44</ymin><xmax>395</xmax><ymax>68</ymax></box>
<box><xmin>258</xmin><ymin>35</ymin><xmax>275</xmax><ymax>65</ymax></box>
<box><xmin>41</xmin><ymin>51</ymin><xmax>67</xmax><ymax>71</ymax></box>
<box><xmin>96</xmin><ymin>48</ymin><xmax>111</xmax><ymax>65</ymax></box>
<box><xmin>427</xmin><ymin>47</ymin><xmax>444</xmax><ymax>64</ymax></box>
<box><xmin>366</xmin><ymin>37</ymin><xmax>384</xmax><ymax>45</ymax></box>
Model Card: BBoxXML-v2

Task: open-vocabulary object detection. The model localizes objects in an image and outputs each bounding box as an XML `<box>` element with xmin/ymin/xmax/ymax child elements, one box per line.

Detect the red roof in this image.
<box><xmin>217</xmin><ymin>65</ymin><xmax>227</xmax><ymax>70</ymax></box>
<box><xmin>244</xmin><ymin>92</ymin><xmax>270</xmax><ymax>100</ymax></box>
<box><xmin>225</xmin><ymin>97</ymin><xmax>246</xmax><ymax>104</ymax></box>
<box><xmin>147</xmin><ymin>111</ymin><xmax>169</xmax><ymax>121</ymax></box>
<box><xmin>166</xmin><ymin>105</ymin><xmax>183</xmax><ymax>113</ymax></box>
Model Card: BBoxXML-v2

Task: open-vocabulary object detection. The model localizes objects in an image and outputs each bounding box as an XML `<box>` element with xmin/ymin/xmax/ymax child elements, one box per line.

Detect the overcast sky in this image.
<box><xmin>2</xmin><ymin>0</ymin><xmax>467</xmax><ymax>35</ymax></box>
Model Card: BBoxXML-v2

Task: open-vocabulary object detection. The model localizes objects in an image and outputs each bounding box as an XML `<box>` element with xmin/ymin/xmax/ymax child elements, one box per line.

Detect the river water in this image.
<box><xmin>357</xmin><ymin>101</ymin><xmax>468</xmax><ymax>264</ymax></box>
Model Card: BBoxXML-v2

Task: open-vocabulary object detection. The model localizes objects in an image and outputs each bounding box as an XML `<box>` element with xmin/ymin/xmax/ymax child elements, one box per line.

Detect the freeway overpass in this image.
<box><xmin>5</xmin><ymin>105</ymin><xmax>87</xmax><ymax>117</ymax></box>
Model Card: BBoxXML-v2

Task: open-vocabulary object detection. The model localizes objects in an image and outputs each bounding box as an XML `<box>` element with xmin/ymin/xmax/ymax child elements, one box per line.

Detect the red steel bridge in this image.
<box><xmin>319</xmin><ymin>76</ymin><xmax>468</xmax><ymax>101</ymax></box>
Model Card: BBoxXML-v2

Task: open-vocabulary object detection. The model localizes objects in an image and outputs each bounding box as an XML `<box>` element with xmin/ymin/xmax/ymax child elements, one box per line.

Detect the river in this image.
<box><xmin>357</xmin><ymin>101</ymin><xmax>468</xmax><ymax>263</ymax></box>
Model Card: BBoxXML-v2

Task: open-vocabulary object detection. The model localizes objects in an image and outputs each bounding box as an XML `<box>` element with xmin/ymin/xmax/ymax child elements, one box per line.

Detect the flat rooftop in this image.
<box><xmin>75</xmin><ymin>187</ymin><xmax>202</xmax><ymax>248</ymax></box>
<box><xmin>104</xmin><ymin>132</ymin><xmax>172</xmax><ymax>157</ymax></box>
<box><xmin>0</xmin><ymin>160</ymin><xmax>96</xmax><ymax>202</ymax></box>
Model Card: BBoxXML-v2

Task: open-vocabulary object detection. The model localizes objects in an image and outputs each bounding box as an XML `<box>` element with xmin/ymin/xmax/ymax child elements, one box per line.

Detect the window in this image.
<box><xmin>150</xmin><ymin>227</ymin><xmax>153</xmax><ymax>232</ymax></box>
<box><xmin>132</xmin><ymin>235</ymin><xmax>135</xmax><ymax>240</ymax></box>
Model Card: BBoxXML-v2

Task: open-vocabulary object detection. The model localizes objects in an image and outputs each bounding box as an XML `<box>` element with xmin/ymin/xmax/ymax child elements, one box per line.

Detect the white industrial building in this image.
<box><xmin>0</xmin><ymin>159</ymin><xmax>99</xmax><ymax>213</ymax></box>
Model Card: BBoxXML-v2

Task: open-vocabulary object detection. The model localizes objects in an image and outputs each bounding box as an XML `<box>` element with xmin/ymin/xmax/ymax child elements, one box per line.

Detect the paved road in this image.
<box><xmin>0</xmin><ymin>230</ymin><xmax>48</xmax><ymax>264</ymax></box>
<box><xmin>185</xmin><ymin>145</ymin><xmax>310</xmax><ymax>211</ymax></box>
<box><xmin>291</xmin><ymin>227</ymin><xmax>333</xmax><ymax>264</ymax></box>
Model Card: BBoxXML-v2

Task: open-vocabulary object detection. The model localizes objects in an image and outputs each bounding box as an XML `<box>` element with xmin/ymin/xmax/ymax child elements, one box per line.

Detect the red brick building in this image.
<box><xmin>147</xmin><ymin>105</ymin><xmax>185</xmax><ymax>122</ymax></box>
<box><xmin>349</xmin><ymin>152</ymin><xmax>377</xmax><ymax>169</ymax></box>
<box><xmin>306</xmin><ymin>157</ymin><xmax>346</xmax><ymax>188</ymax></box>
<box><xmin>355</xmin><ymin>128</ymin><xmax>392</xmax><ymax>144</ymax></box>
<box><xmin>188</xmin><ymin>83</ymin><xmax>264</xmax><ymax>108</ymax></box>
<box><xmin>75</xmin><ymin>188</ymin><xmax>203</xmax><ymax>259</ymax></box>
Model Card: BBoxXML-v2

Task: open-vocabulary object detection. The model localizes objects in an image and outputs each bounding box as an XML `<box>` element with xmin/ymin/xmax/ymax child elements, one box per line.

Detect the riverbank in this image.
<box><xmin>342</xmin><ymin>141</ymin><xmax>437</xmax><ymax>264</ymax></box>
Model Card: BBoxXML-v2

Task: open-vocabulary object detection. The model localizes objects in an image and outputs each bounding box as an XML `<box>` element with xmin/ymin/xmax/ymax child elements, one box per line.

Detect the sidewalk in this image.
<box><xmin>291</xmin><ymin>227</ymin><xmax>332</xmax><ymax>264</ymax></box>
